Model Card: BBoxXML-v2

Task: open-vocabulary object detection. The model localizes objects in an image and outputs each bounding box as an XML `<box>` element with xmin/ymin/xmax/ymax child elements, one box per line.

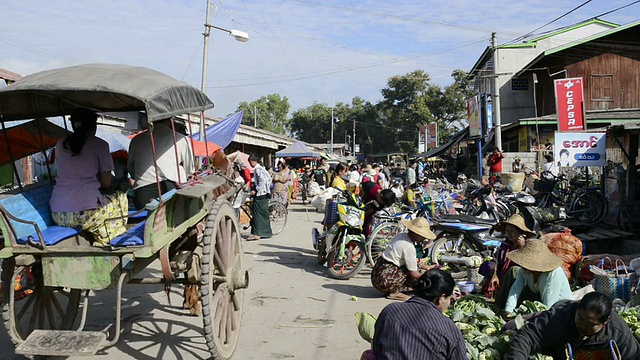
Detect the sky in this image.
<box><xmin>1</xmin><ymin>0</ymin><xmax>638</xmax><ymax>119</ymax></box>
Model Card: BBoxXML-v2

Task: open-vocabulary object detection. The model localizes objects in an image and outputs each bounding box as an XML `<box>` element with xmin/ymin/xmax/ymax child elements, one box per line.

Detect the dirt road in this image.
<box><xmin>1</xmin><ymin>201</ymin><xmax>391</xmax><ymax>359</ymax></box>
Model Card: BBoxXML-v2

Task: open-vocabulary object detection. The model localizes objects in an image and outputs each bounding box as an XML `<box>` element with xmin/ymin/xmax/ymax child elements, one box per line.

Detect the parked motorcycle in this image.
<box><xmin>429</xmin><ymin>214</ymin><xmax>503</xmax><ymax>278</ymax></box>
<box><xmin>311</xmin><ymin>191</ymin><xmax>367</xmax><ymax>280</ymax></box>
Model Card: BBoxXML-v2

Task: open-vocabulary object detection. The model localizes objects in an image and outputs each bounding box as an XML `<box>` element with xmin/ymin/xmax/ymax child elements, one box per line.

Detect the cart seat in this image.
<box><xmin>0</xmin><ymin>183</ymin><xmax>82</xmax><ymax>247</ymax></box>
<box><xmin>17</xmin><ymin>226</ymin><xmax>82</xmax><ymax>246</ymax></box>
<box><xmin>109</xmin><ymin>221</ymin><xmax>145</xmax><ymax>247</ymax></box>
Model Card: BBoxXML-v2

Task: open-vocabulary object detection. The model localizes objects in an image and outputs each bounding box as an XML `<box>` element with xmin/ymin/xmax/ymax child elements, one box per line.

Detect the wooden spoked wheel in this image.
<box><xmin>1</xmin><ymin>258</ymin><xmax>81</xmax><ymax>344</ymax></box>
<box><xmin>201</xmin><ymin>201</ymin><xmax>246</xmax><ymax>360</ymax></box>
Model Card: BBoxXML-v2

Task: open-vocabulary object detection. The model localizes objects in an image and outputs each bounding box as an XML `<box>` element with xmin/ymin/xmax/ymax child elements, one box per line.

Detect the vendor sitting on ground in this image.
<box><xmin>481</xmin><ymin>214</ymin><xmax>536</xmax><ymax>309</ymax></box>
<box><xmin>372</xmin><ymin>268</ymin><xmax>467</xmax><ymax>360</ymax></box>
<box><xmin>503</xmin><ymin>239</ymin><xmax>572</xmax><ymax>315</ymax></box>
<box><xmin>371</xmin><ymin>217</ymin><xmax>437</xmax><ymax>301</ymax></box>
<box><xmin>508</xmin><ymin>292</ymin><xmax>640</xmax><ymax>360</ymax></box>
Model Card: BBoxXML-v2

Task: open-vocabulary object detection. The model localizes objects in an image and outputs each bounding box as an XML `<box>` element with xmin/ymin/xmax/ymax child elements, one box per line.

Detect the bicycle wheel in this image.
<box><xmin>571</xmin><ymin>191</ymin><xmax>608</xmax><ymax>224</ymax></box>
<box><xmin>366</xmin><ymin>221</ymin><xmax>403</xmax><ymax>266</ymax></box>
<box><xmin>268</xmin><ymin>201</ymin><xmax>288</xmax><ymax>235</ymax></box>
<box><xmin>534</xmin><ymin>193</ymin><xmax>549</xmax><ymax>207</ymax></box>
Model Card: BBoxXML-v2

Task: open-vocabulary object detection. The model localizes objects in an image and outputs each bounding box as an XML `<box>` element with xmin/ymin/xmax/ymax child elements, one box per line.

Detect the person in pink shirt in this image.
<box><xmin>49</xmin><ymin>108</ymin><xmax>127</xmax><ymax>246</ymax></box>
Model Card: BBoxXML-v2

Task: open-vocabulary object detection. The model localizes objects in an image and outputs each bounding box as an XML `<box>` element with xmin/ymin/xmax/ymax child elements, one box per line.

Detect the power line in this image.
<box><xmin>595</xmin><ymin>0</ymin><xmax>640</xmax><ymax>17</ymax></box>
<box><xmin>288</xmin><ymin>0</ymin><xmax>522</xmax><ymax>36</ymax></box>
<box><xmin>506</xmin><ymin>0</ymin><xmax>593</xmax><ymax>45</ymax></box>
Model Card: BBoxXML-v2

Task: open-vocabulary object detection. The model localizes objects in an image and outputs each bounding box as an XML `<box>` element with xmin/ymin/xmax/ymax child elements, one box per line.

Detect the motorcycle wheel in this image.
<box><xmin>327</xmin><ymin>239</ymin><xmax>367</xmax><ymax>280</ymax></box>
<box><xmin>430</xmin><ymin>234</ymin><xmax>479</xmax><ymax>279</ymax></box>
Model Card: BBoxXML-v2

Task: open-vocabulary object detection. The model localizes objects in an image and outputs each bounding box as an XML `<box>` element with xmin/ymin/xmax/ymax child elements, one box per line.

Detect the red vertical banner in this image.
<box><xmin>554</xmin><ymin>77</ymin><xmax>585</xmax><ymax>131</ymax></box>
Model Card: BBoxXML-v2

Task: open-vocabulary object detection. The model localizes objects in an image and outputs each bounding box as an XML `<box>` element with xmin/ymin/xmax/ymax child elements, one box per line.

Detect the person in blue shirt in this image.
<box><xmin>503</xmin><ymin>239</ymin><xmax>572</xmax><ymax>315</ymax></box>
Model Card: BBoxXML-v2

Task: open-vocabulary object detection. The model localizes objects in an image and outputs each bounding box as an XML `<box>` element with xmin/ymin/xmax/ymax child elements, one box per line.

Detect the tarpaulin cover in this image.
<box><xmin>0</xmin><ymin>63</ymin><xmax>213</xmax><ymax>122</ymax></box>
<box><xmin>275</xmin><ymin>141</ymin><xmax>322</xmax><ymax>158</ymax></box>
<box><xmin>190</xmin><ymin>139</ymin><xmax>221</xmax><ymax>157</ymax></box>
<box><xmin>0</xmin><ymin>118</ymin><xmax>70</xmax><ymax>167</ymax></box>
<box><xmin>192</xmin><ymin>110</ymin><xmax>243</xmax><ymax>150</ymax></box>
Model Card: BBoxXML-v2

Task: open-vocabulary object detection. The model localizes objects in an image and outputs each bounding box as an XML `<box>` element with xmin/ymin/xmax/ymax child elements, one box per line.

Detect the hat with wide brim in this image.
<box><xmin>401</xmin><ymin>217</ymin><xmax>436</xmax><ymax>241</ymax></box>
<box><xmin>362</xmin><ymin>164</ymin><xmax>373</xmax><ymax>172</ymax></box>
<box><xmin>492</xmin><ymin>214</ymin><xmax>536</xmax><ymax>238</ymax></box>
<box><xmin>506</xmin><ymin>239</ymin><xmax>563</xmax><ymax>272</ymax></box>
<box><xmin>304</xmin><ymin>165</ymin><xmax>311</xmax><ymax>169</ymax></box>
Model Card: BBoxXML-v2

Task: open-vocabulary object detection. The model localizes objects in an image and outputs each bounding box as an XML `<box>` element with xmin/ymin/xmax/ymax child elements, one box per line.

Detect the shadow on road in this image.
<box><xmin>256</xmin><ymin>250</ymin><xmax>326</xmax><ymax>277</ymax></box>
<box><xmin>322</xmin><ymin>283</ymin><xmax>383</xmax><ymax>299</ymax></box>
<box><xmin>259</xmin><ymin>242</ymin><xmax>316</xmax><ymax>256</ymax></box>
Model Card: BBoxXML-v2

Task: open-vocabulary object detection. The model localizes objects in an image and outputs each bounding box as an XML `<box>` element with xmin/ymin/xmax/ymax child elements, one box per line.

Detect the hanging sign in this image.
<box><xmin>554</xmin><ymin>132</ymin><xmax>606</xmax><ymax>167</ymax></box>
<box><xmin>467</xmin><ymin>96</ymin><xmax>481</xmax><ymax>138</ymax></box>
<box><xmin>554</xmin><ymin>77</ymin><xmax>585</xmax><ymax>131</ymax></box>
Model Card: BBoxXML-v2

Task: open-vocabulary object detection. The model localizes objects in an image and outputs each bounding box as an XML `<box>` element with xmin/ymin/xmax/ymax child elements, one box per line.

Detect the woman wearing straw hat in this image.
<box><xmin>503</xmin><ymin>239</ymin><xmax>572</xmax><ymax>315</ymax></box>
<box><xmin>482</xmin><ymin>214</ymin><xmax>537</xmax><ymax>309</ymax></box>
<box><xmin>371</xmin><ymin>217</ymin><xmax>438</xmax><ymax>301</ymax></box>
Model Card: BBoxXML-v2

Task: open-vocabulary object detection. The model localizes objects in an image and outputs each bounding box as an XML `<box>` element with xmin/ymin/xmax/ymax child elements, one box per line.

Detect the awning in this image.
<box><xmin>420</xmin><ymin>127</ymin><xmax>468</xmax><ymax>158</ymax></box>
<box><xmin>193</xmin><ymin>110</ymin><xmax>243</xmax><ymax>150</ymax></box>
<box><xmin>275</xmin><ymin>141</ymin><xmax>322</xmax><ymax>158</ymax></box>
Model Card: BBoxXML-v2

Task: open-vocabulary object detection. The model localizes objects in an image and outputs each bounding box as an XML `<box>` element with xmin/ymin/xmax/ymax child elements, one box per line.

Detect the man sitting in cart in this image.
<box><xmin>49</xmin><ymin>108</ymin><xmax>128</xmax><ymax>246</ymax></box>
<box><xmin>128</xmin><ymin>117</ymin><xmax>194</xmax><ymax>209</ymax></box>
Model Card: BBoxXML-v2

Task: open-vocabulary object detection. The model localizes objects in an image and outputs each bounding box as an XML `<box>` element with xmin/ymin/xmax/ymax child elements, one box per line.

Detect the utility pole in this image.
<box><xmin>492</xmin><ymin>32</ymin><xmax>502</xmax><ymax>150</ymax></box>
<box><xmin>254</xmin><ymin>105</ymin><xmax>257</xmax><ymax>127</ymax></box>
<box><xmin>330</xmin><ymin>103</ymin><xmax>334</xmax><ymax>156</ymax></box>
<box><xmin>199</xmin><ymin>0</ymin><xmax>213</xmax><ymax>142</ymax></box>
<box><xmin>352</xmin><ymin>118</ymin><xmax>356</xmax><ymax>157</ymax></box>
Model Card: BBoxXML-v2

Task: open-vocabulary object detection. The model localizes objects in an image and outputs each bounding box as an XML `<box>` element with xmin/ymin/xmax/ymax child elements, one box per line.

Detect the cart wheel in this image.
<box><xmin>1</xmin><ymin>258</ymin><xmax>81</xmax><ymax>344</ymax></box>
<box><xmin>201</xmin><ymin>201</ymin><xmax>246</xmax><ymax>360</ymax></box>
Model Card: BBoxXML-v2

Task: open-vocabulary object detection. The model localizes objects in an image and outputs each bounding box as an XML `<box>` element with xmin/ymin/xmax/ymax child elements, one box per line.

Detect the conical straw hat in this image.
<box><xmin>492</xmin><ymin>214</ymin><xmax>536</xmax><ymax>238</ymax></box>
<box><xmin>401</xmin><ymin>217</ymin><xmax>436</xmax><ymax>240</ymax></box>
<box><xmin>506</xmin><ymin>239</ymin><xmax>563</xmax><ymax>272</ymax></box>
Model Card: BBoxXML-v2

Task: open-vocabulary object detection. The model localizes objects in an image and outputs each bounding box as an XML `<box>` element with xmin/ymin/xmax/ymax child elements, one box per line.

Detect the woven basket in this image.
<box><xmin>500</xmin><ymin>172</ymin><xmax>525</xmax><ymax>192</ymax></box>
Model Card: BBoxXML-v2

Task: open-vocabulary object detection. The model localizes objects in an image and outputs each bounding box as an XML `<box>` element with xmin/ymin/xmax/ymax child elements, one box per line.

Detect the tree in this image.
<box><xmin>236</xmin><ymin>94</ymin><xmax>291</xmax><ymax>135</ymax></box>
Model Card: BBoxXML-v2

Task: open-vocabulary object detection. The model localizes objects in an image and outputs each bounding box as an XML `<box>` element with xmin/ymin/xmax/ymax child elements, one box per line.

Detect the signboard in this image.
<box><xmin>418</xmin><ymin>125</ymin><xmax>426</xmax><ymax>152</ymax></box>
<box><xmin>467</xmin><ymin>95</ymin><xmax>481</xmax><ymax>138</ymax></box>
<box><xmin>554</xmin><ymin>77</ymin><xmax>585</xmax><ymax>131</ymax></box>
<box><xmin>484</xmin><ymin>97</ymin><xmax>493</xmax><ymax>138</ymax></box>
<box><xmin>519</xmin><ymin>127</ymin><xmax>529</xmax><ymax>152</ymax></box>
<box><xmin>427</xmin><ymin>123</ymin><xmax>437</xmax><ymax>149</ymax></box>
<box><xmin>554</xmin><ymin>132</ymin><xmax>606</xmax><ymax>167</ymax></box>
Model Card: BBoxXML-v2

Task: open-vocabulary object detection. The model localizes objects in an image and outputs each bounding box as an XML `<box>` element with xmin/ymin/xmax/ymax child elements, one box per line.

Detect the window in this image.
<box><xmin>511</xmin><ymin>77</ymin><xmax>529</xmax><ymax>91</ymax></box>
<box><xmin>591</xmin><ymin>74</ymin><xmax>613</xmax><ymax>101</ymax></box>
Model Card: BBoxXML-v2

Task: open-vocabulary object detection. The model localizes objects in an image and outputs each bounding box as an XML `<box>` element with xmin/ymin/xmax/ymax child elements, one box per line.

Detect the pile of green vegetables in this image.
<box><xmin>445</xmin><ymin>295</ymin><xmax>640</xmax><ymax>360</ymax></box>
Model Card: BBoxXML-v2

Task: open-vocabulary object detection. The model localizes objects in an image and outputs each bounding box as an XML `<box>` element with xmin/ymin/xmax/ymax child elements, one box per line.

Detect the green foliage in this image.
<box><xmin>236</xmin><ymin>94</ymin><xmax>291</xmax><ymax>135</ymax></box>
<box><xmin>237</xmin><ymin>69</ymin><xmax>474</xmax><ymax>156</ymax></box>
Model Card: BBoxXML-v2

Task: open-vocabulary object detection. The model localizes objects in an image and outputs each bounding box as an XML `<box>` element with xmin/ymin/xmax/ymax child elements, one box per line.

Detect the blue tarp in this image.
<box><xmin>275</xmin><ymin>141</ymin><xmax>322</xmax><ymax>158</ymax></box>
<box><xmin>192</xmin><ymin>110</ymin><xmax>243</xmax><ymax>150</ymax></box>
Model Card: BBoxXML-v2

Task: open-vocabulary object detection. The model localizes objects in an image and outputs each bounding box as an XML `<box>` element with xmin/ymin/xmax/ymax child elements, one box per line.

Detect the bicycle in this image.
<box><xmin>237</xmin><ymin>193</ymin><xmax>288</xmax><ymax>235</ymax></box>
<box><xmin>533</xmin><ymin>172</ymin><xmax>607</xmax><ymax>224</ymax></box>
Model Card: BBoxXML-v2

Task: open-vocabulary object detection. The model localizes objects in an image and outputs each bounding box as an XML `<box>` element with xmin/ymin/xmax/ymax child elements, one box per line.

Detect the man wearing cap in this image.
<box><xmin>503</xmin><ymin>239</ymin><xmax>572</xmax><ymax>314</ymax></box>
<box><xmin>371</xmin><ymin>218</ymin><xmax>438</xmax><ymax>301</ymax></box>
<box><xmin>512</xmin><ymin>156</ymin><xmax>525</xmax><ymax>173</ymax></box>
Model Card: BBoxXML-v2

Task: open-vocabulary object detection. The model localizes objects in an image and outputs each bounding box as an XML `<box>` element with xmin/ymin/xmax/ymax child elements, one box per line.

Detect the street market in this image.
<box><xmin>1</xmin><ymin>3</ymin><xmax>640</xmax><ymax>360</ymax></box>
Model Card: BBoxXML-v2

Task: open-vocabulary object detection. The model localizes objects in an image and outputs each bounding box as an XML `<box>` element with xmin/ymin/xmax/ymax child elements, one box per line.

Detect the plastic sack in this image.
<box><xmin>354</xmin><ymin>312</ymin><xmax>377</xmax><ymax>344</ymax></box>
<box><xmin>310</xmin><ymin>187</ymin><xmax>340</xmax><ymax>211</ymax></box>
<box><xmin>542</xmin><ymin>232</ymin><xmax>583</xmax><ymax>282</ymax></box>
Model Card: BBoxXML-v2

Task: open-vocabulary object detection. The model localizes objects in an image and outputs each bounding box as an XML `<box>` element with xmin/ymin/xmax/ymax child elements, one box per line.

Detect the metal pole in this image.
<box><xmin>200</xmin><ymin>0</ymin><xmax>212</xmax><ymax>141</ymax></box>
<box><xmin>254</xmin><ymin>105</ymin><xmax>257</xmax><ymax>127</ymax></box>
<box><xmin>330</xmin><ymin>104</ymin><xmax>334</xmax><ymax>156</ymax></box>
<box><xmin>492</xmin><ymin>32</ymin><xmax>502</xmax><ymax>151</ymax></box>
<box><xmin>353</xmin><ymin>118</ymin><xmax>356</xmax><ymax>158</ymax></box>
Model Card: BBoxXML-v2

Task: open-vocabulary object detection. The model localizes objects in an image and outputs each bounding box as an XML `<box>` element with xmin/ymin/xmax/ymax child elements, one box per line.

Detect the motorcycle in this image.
<box><xmin>311</xmin><ymin>191</ymin><xmax>367</xmax><ymax>280</ymax></box>
<box><xmin>429</xmin><ymin>214</ymin><xmax>503</xmax><ymax>278</ymax></box>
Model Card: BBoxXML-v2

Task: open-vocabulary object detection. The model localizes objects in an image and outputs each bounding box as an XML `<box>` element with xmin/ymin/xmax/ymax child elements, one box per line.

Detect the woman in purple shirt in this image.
<box><xmin>49</xmin><ymin>108</ymin><xmax>127</xmax><ymax>246</ymax></box>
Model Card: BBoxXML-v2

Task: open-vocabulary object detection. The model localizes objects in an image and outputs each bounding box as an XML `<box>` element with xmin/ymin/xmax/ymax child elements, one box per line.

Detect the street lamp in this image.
<box><xmin>199</xmin><ymin>0</ymin><xmax>249</xmax><ymax>142</ymax></box>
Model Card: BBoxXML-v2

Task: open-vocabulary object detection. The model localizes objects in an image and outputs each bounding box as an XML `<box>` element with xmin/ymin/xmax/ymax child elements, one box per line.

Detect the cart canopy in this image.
<box><xmin>0</xmin><ymin>64</ymin><xmax>213</xmax><ymax>123</ymax></box>
<box><xmin>275</xmin><ymin>141</ymin><xmax>321</xmax><ymax>158</ymax></box>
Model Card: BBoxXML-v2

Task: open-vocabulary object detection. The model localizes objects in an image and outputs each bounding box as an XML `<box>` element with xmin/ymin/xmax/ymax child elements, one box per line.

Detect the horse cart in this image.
<box><xmin>0</xmin><ymin>64</ymin><xmax>247</xmax><ymax>359</ymax></box>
